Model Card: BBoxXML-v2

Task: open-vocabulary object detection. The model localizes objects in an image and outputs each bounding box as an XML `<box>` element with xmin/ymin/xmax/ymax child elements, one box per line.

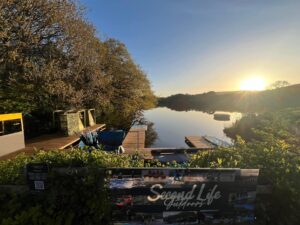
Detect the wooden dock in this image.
<box><xmin>185</xmin><ymin>136</ymin><xmax>215</xmax><ymax>149</ymax></box>
<box><xmin>122</xmin><ymin>126</ymin><xmax>147</xmax><ymax>154</ymax></box>
<box><xmin>0</xmin><ymin>124</ymin><xmax>105</xmax><ymax>160</ymax></box>
<box><xmin>123</xmin><ymin>131</ymin><xmax>216</xmax><ymax>156</ymax></box>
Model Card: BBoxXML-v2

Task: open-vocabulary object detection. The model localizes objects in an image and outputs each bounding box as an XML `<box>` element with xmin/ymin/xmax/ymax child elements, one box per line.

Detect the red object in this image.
<box><xmin>115</xmin><ymin>195</ymin><xmax>132</xmax><ymax>207</ymax></box>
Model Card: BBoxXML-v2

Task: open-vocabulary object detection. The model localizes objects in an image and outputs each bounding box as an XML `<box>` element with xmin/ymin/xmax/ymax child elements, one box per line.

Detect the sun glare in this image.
<box><xmin>240</xmin><ymin>77</ymin><xmax>266</xmax><ymax>91</ymax></box>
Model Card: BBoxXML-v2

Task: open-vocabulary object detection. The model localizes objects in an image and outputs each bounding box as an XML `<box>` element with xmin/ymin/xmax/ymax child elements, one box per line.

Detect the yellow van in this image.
<box><xmin>0</xmin><ymin>113</ymin><xmax>25</xmax><ymax>157</ymax></box>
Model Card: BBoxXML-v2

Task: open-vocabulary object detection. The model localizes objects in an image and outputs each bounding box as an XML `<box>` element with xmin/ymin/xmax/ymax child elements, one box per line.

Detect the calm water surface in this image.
<box><xmin>143</xmin><ymin>107</ymin><xmax>242</xmax><ymax>148</ymax></box>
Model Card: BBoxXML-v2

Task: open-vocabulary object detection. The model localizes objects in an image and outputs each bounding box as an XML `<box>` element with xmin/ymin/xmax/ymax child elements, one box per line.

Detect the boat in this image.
<box><xmin>204</xmin><ymin>136</ymin><xmax>232</xmax><ymax>147</ymax></box>
<box><xmin>213</xmin><ymin>113</ymin><xmax>230</xmax><ymax>121</ymax></box>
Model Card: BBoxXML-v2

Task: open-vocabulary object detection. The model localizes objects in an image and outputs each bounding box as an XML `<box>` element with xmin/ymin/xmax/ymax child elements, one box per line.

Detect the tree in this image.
<box><xmin>268</xmin><ymin>80</ymin><xmax>290</xmax><ymax>89</ymax></box>
<box><xmin>0</xmin><ymin>0</ymin><xmax>91</xmax><ymax>112</ymax></box>
<box><xmin>98</xmin><ymin>39</ymin><xmax>156</xmax><ymax>128</ymax></box>
<box><xmin>0</xmin><ymin>0</ymin><xmax>155</xmax><ymax>123</ymax></box>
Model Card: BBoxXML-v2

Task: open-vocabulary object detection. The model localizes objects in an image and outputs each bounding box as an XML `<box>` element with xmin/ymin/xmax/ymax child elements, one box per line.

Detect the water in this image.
<box><xmin>143</xmin><ymin>107</ymin><xmax>242</xmax><ymax>148</ymax></box>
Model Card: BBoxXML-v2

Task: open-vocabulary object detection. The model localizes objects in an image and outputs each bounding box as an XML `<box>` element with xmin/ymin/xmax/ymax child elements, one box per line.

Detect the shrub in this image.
<box><xmin>190</xmin><ymin>136</ymin><xmax>300</xmax><ymax>225</ymax></box>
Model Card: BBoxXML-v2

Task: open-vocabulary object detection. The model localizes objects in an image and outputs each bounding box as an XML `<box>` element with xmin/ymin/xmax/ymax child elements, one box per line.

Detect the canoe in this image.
<box><xmin>204</xmin><ymin>136</ymin><xmax>232</xmax><ymax>147</ymax></box>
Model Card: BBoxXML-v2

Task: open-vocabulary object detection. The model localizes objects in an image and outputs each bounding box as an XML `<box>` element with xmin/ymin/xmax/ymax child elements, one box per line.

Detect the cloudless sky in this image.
<box><xmin>81</xmin><ymin>0</ymin><xmax>300</xmax><ymax>96</ymax></box>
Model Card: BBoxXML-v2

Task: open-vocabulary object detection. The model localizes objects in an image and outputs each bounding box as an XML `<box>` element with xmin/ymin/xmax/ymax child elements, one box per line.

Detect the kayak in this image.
<box><xmin>204</xmin><ymin>136</ymin><xmax>232</xmax><ymax>147</ymax></box>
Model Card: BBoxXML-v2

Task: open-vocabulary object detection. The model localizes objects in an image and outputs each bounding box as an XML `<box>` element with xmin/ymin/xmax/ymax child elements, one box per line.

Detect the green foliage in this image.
<box><xmin>0</xmin><ymin>169</ymin><xmax>110</xmax><ymax>225</ymax></box>
<box><xmin>190</xmin><ymin>110</ymin><xmax>300</xmax><ymax>225</ymax></box>
<box><xmin>0</xmin><ymin>149</ymin><xmax>145</xmax><ymax>224</ymax></box>
<box><xmin>224</xmin><ymin>108</ymin><xmax>300</xmax><ymax>154</ymax></box>
<box><xmin>0</xmin><ymin>149</ymin><xmax>144</xmax><ymax>185</ymax></box>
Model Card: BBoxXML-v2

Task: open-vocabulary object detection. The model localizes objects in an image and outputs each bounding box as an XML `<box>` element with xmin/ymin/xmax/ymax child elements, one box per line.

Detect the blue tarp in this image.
<box><xmin>79</xmin><ymin>130</ymin><xmax>125</xmax><ymax>151</ymax></box>
<box><xmin>97</xmin><ymin>130</ymin><xmax>125</xmax><ymax>146</ymax></box>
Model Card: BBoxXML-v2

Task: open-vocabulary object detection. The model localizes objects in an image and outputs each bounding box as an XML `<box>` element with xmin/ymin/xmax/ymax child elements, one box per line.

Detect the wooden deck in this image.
<box><xmin>0</xmin><ymin>124</ymin><xmax>105</xmax><ymax>160</ymax></box>
<box><xmin>123</xmin><ymin>130</ymin><xmax>216</xmax><ymax>156</ymax></box>
<box><xmin>185</xmin><ymin>136</ymin><xmax>215</xmax><ymax>149</ymax></box>
<box><xmin>122</xmin><ymin>127</ymin><xmax>147</xmax><ymax>154</ymax></box>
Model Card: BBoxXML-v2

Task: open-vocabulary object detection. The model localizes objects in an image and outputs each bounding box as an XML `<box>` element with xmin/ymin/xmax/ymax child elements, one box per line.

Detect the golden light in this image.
<box><xmin>240</xmin><ymin>77</ymin><xmax>266</xmax><ymax>91</ymax></box>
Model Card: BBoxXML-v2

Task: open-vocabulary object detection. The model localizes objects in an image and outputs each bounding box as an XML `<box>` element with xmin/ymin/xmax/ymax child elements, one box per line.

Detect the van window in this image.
<box><xmin>0</xmin><ymin>121</ymin><xmax>4</xmax><ymax>136</ymax></box>
<box><xmin>4</xmin><ymin>119</ymin><xmax>22</xmax><ymax>135</ymax></box>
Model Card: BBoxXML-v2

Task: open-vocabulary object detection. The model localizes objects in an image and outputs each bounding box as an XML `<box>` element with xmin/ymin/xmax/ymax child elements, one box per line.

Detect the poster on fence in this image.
<box><xmin>108</xmin><ymin>168</ymin><xmax>259</xmax><ymax>225</ymax></box>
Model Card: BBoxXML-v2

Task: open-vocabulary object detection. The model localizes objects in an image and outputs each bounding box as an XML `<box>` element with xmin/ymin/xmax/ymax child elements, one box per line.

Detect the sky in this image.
<box><xmin>81</xmin><ymin>0</ymin><xmax>300</xmax><ymax>96</ymax></box>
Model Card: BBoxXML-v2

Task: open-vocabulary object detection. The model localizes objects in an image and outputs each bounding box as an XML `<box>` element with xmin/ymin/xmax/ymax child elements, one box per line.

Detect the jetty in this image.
<box><xmin>123</xmin><ymin>130</ymin><xmax>219</xmax><ymax>156</ymax></box>
<box><xmin>122</xmin><ymin>126</ymin><xmax>147</xmax><ymax>154</ymax></box>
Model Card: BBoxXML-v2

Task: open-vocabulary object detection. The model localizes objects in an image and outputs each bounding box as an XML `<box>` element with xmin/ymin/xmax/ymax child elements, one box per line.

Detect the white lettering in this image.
<box><xmin>147</xmin><ymin>183</ymin><xmax>222</xmax><ymax>210</ymax></box>
<box><xmin>147</xmin><ymin>184</ymin><xmax>162</xmax><ymax>202</ymax></box>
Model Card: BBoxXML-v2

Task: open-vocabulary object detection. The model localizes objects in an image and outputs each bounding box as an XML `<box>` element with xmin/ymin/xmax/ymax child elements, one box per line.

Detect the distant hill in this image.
<box><xmin>158</xmin><ymin>84</ymin><xmax>300</xmax><ymax>112</ymax></box>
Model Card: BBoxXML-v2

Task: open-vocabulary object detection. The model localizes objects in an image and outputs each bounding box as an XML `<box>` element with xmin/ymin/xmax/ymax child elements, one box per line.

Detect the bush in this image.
<box><xmin>0</xmin><ymin>149</ymin><xmax>144</xmax><ymax>185</ymax></box>
<box><xmin>0</xmin><ymin>149</ymin><xmax>145</xmax><ymax>225</ymax></box>
<box><xmin>190</xmin><ymin>136</ymin><xmax>300</xmax><ymax>225</ymax></box>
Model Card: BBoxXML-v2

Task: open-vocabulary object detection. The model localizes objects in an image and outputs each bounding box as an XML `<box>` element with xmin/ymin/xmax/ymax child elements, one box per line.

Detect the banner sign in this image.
<box><xmin>108</xmin><ymin>168</ymin><xmax>259</xmax><ymax>225</ymax></box>
<box><xmin>26</xmin><ymin>163</ymin><xmax>49</xmax><ymax>192</ymax></box>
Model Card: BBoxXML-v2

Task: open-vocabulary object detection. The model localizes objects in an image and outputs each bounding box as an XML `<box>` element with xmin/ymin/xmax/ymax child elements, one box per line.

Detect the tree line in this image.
<box><xmin>158</xmin><ymin>83</ymin><xmax>300</xmax><ymax>112</ymax></box>
<box><xmin>0</xmin><ymin>0</ymin><xmax>156</xmax><ymax>122</ymax></box>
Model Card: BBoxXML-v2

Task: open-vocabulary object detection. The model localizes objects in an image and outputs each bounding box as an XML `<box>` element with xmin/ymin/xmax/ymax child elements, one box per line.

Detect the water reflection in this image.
<box><xmin>97</xmin><ymin>110</ymin><xmax>159</xmax><ymax>147</ymax></box>
<box><xmin>143</xmin><ymin>107</ymin><xmax>242</xmax><ymax>148</ymax></box>
<box><xmin>144</xmin><ymin>122</ymin><xmax>158</xmax><ymax>147</ymax></box>
<box><xmin>96</xmin><ymin>107</ymin><xmax>242</xmax><ymax>148</ymax></box>
<box><xmin>133</xmin><ymin>117</ymin><xmax>158</xmax><ymax>147</ymax></box>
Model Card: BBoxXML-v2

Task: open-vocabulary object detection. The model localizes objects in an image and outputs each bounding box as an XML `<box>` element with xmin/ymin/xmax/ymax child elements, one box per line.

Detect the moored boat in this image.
<box><xmin>204</xmin><ymin>135</ymin><xmax>232</xmax><ymax>147</ymax></box>
<box><xmin>213</xmin><ymin>113</ymin><xmax>231</xmax><ymax>121</ymax></box>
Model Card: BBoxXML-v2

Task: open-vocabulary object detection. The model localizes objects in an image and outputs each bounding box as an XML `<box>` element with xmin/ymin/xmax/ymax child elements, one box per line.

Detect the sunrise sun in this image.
<box><xmin>240</xmin><ymin>77</ymin><xmax>266</xmax><ymax>91</ymax></box>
